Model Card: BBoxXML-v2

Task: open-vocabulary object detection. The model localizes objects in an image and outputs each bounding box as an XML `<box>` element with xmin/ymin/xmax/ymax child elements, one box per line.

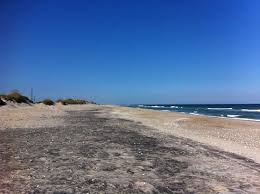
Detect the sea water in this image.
<box><xmin>129</xmin><ymin>104</ymin><xmax>260</xmax><ymax>121</ymax></box>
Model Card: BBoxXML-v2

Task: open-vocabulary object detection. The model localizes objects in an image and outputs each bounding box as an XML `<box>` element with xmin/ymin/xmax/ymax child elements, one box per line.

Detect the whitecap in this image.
<box><xmin>207</xmin><ymin>108</ymin><xmax>232</xmax><ymax>110</ymax></box>
<box><xmin>241</xmin><ymin>109</ymin><xmax>260</xmax><ymax>112</ymax></box>
<box><xmin>170</xmin><ymin>106</ymin><xmax>183</xmax><ymax>109</ymax></box>
<box><xmin>189</xmin><ymin>113</ymin><xmax>201</xmax><ymax>116</ymax></box>
<box><xmin>150</xmin><ymin>105</ymin><xmax>165</xmax><ymax>108</ymax></box>
<box><xmin>233</xmin><ymin>118</ymin><xmax>260</xmax><ymax>122</ymax></box>
<box><xmin>227</xmin><ymin>114</ymin><xmax>240</xmax><ymax>118</ymax></box>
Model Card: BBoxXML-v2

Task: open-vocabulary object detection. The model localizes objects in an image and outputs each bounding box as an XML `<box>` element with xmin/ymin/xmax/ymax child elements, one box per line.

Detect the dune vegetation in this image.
<box><xmin>42</xmin><ymin>99</ymin><xmax>55</xmax><ymax>106</ymax></box>
<box><xmin>0</xmin><ymin>92</ymin><xmax>32</xmax><ymax>104</ymax></box>
<box><xmin>0</xmin><ymin>91</ymin><xmax>94</xmax><ymax>106</ymax></box>
<box><xmin>56</xmin><ymin>98</ymin><xmax>87</xmax><ymax>105</ymax></box>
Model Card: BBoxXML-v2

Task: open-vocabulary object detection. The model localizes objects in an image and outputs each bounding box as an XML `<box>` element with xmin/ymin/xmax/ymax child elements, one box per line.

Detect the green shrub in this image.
<box><xmin>64</xmin><ymin>98</ymin><xmax>87</xmax><ymax>105</ymax></box>
<box><xmin>42</xmin><ymin>99</ymin><xmax>54</xmax><ymax>106</ymax></box>
<box><xmin>56</xmin><ymin>98</ymin><xmax>87</xmax><ymax>105</ymax></box>
<box><xmin>0</xmin><ymin>98</ymin><xmax>6</xmax><ymax>106</ymax></box>
<box><xmin>2</xmin><ymin>92</ymin><xmax>32</xmax><ymax>103</ymax></box>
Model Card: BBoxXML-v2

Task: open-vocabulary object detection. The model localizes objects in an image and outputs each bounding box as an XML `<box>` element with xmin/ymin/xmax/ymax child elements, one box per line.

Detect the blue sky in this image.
<box><xmin>1</xmin><ymin>0</ymin><xmax>260</xmax><ymax>104</ymax></box>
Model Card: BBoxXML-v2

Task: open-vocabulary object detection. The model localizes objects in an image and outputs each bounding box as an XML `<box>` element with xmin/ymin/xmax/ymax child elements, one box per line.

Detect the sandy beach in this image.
<box><xmin>2</xmin><ymin>0</ymin><xmax>259</xmax><ymax>193</ymax></box>
<box><xmin>1</xmin><ymin>104</ymin><xmax>260</xmax><ymax>193</ymax></box>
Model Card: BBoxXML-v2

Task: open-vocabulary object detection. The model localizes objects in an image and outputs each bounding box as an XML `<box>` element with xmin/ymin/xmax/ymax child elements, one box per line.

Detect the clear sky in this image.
<box><xmin>1</xmin><ymin>0</ymin><xmax>260</xmax><ymax>104</ymax></box>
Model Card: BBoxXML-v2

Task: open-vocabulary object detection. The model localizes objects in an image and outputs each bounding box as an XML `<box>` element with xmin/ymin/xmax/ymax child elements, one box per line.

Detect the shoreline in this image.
<box><xmin>171</xmin><ymin>109</ymin><xmax>260</xmax><ymax>122</ymax></box>
<box><xmin>123</xmin><ymin>105</ymin><xmax>260</xmax><ymax>124</ymax></box>
<box><xmin>127</xmin><ymin>106</ymin><xmax>260</xmax><ymax>122</ymax></box>
<box><xmin>108</xmin><ymin>105</ymin><xmax>260</xmax><ymax>164</ymax></box>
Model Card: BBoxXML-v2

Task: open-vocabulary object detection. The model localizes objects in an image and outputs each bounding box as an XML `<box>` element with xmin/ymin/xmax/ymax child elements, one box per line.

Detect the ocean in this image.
<box><xmin>129</xmin><ymin>104</ymin><xmax>260</xmax><ymax>121</ymax></box>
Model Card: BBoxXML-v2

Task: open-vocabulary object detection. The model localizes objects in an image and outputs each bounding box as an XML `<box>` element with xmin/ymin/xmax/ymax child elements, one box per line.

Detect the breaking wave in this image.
<box><xmin>241</xmin><ymin>109</ymin><xmax>260</xmax><ymax>112</ymax></box>
<box><xmin>207</xmin><ymin>108</ymin><xmax>232</xmax><ymax>110</ymax></box>
<box><xmin>227</xmin><ymin>114</ymin><xmax>240</xmax><ymax>118</ymax></box>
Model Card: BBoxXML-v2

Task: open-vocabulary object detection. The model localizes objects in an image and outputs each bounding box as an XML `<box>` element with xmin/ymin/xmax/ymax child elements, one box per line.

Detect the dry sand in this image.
<box><xmin>1</xmin><ymin>104</ymin><xmax>260</xmax><ymax>193</ymax></box>
<box><xmin>0</xmin><ymin>103</ymin><xmax>98</xmax><ymax>130</ymax></box>
<box><xmin>0</xmin><ymin>103</ymin><xmax>67</xmax><ymax>130</ymax></box>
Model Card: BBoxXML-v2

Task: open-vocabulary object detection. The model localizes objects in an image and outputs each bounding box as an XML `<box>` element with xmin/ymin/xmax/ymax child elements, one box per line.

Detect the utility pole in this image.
<box><xmin>30</xmin><ymin>88</ymin><xmax>33</xmax><ymax>102</ymax></box>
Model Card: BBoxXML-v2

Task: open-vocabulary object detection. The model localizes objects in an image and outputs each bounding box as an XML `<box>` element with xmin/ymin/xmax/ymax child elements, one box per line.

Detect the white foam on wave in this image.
<box><xmin>232</xmin><ymin>117</ymin><xmax>260</xmax><ymax>122</ymax></box>
<box><xmin>170</xmin><ymin>106</ymin><xmax>178</xmax><ymax>108</ymax></box>
<box><xmin>170</xmin><ymin>106</ymin><xmax>183</xmax><ymax>109</ymax></box>
<box><xmin>189</xmin><ymin>112</ymin><xmax>201</xmax><ymax>116</ymax></box>
<box><xmin>138</xmin><ymin>105</ymin><xmax>169</xmax><ymax>108</ymax></box>
<box><xmin>161</xmin><ymin>110</ymin><xmax>170</xmax><ymax>112</ymax></box>
<box><xmin>150</xmin><ymin>105</ymin><xmax>165</xmax><ymax>108</ymax></box>
<box><xmin>207</xmin><ymin>108</ymin><xmax>232</xmax><ymax>110</ymax></box>
<box><xmin>227</xmin><ymin>114</ymin><xmax>240</xmax><ymax>118</ymax></box>
<box><xmin>210</xmin><ymin>115</ymin><xmax>260</xmax><ymax>122</ymax></box>
<box><xmin>241</xmin><ymin>109</ymin><xmax>260</xmax><ymax>112</ymax></box>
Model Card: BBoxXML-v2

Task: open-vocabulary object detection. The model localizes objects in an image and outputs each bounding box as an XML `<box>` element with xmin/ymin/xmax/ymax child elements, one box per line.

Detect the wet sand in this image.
<box><xmin>0</xmin><ymin>104</ymin><xmax>260</xmax><ymax>193</ymax></box>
